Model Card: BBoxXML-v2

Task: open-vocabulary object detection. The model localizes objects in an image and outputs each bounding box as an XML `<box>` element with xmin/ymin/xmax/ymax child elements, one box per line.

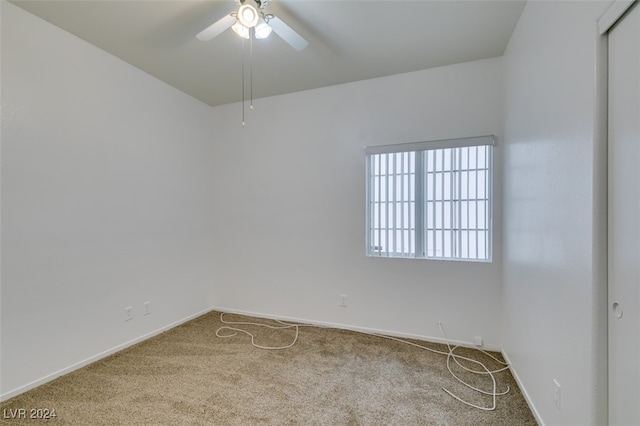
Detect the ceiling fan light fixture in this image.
<box><xmin>237</xmin><ymin>4</ymin><xmax>259</xmax><ymax>28</ymax></box>
<box><xmin>231</xmin><ymin>21</ymin><xmax>250</xmax><ymax>39</ymax></box>
<box><xmin>254</xmin><ymin>20</ymin><xmax>272</xmax><ymax>39</ymax></box>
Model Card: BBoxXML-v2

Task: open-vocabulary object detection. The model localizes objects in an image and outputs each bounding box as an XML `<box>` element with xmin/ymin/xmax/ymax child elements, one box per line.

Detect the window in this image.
<box><xmin>365</xmin><ymin>136</ymin><xmax>494</xmax><ymax>261</ymax></box>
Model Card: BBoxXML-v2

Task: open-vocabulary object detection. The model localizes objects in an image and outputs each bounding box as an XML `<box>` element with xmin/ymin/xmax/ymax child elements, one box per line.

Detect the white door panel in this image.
<box><xmin>609</xmin><ymin>3</ymin><xmax>640</xmax><ymax>425</ymax></box>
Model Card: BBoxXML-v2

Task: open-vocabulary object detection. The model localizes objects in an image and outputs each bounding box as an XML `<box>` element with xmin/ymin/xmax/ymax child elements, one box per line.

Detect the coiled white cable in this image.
<box><xmin>215</xmin><ymin>312</ymin><xmax>510</xmax><ymax>411</ymax></box>
<box><xmin>216</xmin><ymin>312</ymin><xmax>324</xmax><ymax>350</ymax></box>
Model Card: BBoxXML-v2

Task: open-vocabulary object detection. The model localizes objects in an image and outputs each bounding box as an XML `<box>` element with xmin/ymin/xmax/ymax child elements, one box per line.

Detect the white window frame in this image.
<box><xmin>365</xmin><ymin>135</ymin><xmax>494</xmax><ymax>262</ymax></box>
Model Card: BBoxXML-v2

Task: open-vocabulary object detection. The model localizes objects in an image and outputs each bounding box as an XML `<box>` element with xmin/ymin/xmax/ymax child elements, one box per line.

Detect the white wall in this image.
<box><xmin>7</xmin><ymin>3</ymin><xmax>615</xmax><ymax>422</ymax></box>
<box><xmin>210</xmin><ymin>58</ymin><xmax>504</xmax><ymax>347</ymax></box>
<box><xmin>502</xmin><ymin>2</ymin><xmax>609</xmax><ymax>425</ymax></box>
<box><xmin>1</xmin><ymin>2</ymin><xmax>216</xmax><ymax>399</ymax></box>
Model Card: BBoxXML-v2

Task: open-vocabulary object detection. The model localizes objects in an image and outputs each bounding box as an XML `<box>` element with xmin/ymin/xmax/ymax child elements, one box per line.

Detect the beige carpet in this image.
<box><xmin>1</xmin><ymin>311</ymin><xmax>537</xmax><ymax>425</ymax></box>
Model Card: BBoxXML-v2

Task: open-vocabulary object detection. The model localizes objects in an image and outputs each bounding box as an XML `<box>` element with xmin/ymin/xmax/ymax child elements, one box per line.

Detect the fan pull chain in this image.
<box><xmin>250</xmin><ymin>28</ymin><xmax>254</xmax><ymax>112</ymax></box>
<box><xmin>241</xmin><ymin>37</ymin><xmax>246</xmax><ymax>127</ymax></box>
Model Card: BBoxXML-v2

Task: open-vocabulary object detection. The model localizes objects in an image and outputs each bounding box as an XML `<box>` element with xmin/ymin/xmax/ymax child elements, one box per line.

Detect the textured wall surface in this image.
<box><xmin>209</xmin><ymin>58</ymin><xmax>504</xmax><ymax>348</ymax></box>
<box><xmin>1</xmin><ymin>2</ymin><xmax>217</xmax><ymax>398</ymax></box>
<box><xmin>502</xmin><ymin>2</ymin><xmax>609</xmax><ymax>425</ymax></box>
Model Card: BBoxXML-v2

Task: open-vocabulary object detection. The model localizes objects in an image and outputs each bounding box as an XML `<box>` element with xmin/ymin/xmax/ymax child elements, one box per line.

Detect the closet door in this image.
<box><xmin>608</xmin><ymin>3</ymin><xmax>640</xmax><ymax>425</ymax></box>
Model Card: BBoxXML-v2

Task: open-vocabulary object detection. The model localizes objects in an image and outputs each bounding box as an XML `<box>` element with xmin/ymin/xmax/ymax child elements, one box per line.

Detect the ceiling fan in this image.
<box><xmin>196</xmin><ymin>0</ymin><xmax>308</xmax><ymax>51</ymax></box>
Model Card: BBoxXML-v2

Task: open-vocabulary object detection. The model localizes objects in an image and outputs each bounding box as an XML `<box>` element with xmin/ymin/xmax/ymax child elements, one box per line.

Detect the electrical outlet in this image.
<box><xmin>553</xmin><ymin>379</ymin><xmax>561</xmax><ymax>410</ymax></box>
<box><xmin>144</xmin><ymin>301</ymin><xmax>151</xmax><ymax>316</ymax></box>
<box><xmin>474</xmin><ymin>336</ymin><xmax>484</xmax><ymax>347</ymax></box>
<box><xmin>340</xmin><ymin>294</ymin><xmax>348</xmax><ymax>307</ymax></box>
<box><xmin>124</xmin><ymin>306</ymin><xmax>133</xmax><ymax>322</ymax></box>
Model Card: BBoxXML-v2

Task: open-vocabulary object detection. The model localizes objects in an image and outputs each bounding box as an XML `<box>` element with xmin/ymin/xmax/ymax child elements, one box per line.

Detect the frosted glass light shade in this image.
<box><xmin>255</xmin><ymin>21</ymin><xmax>272</xmax><ymax>39</ymax></box>
<box><xmin>231</xmin><ymin>22</ymin><xmax>250</xmax><ymax>39</ymax></box>
<box><xmin>238</xmin><ymin>4</ymin><xmax>259</xmax><ymax>28</ymax></box>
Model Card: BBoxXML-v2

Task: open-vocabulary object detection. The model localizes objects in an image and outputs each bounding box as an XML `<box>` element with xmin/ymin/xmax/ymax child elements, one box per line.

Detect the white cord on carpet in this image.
<box><xmin>215</xmin><ymin>312</ymin><xmax>510</xmax><ymax>411</ymax></box>
<box><xmin>216</xmin><ymin>312</ymin><xmax>323</xmax><ymax>350</ymax></box>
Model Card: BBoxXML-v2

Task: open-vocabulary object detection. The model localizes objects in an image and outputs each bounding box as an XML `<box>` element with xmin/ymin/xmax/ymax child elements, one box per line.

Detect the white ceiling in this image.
<box><xmin>11</xmin><ymin>0</ymin><xmax>526</xmax><ymax>107</ymax></box>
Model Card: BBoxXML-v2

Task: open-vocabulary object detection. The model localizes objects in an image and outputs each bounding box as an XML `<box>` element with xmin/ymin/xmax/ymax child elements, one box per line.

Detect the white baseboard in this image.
<box><xmin>501</xmin><ymin>350</ymin><xmax>545</xmax><ymax>426</ymax></box>
<box><xmin>0</xmin><ymin>307</ymin><xmax>214</xmax><ymax>402</ymax></box>
<box><xmin>212</xmin><ymin>306</ymin><xmax>502</xmax><ymax>352</ymax></box>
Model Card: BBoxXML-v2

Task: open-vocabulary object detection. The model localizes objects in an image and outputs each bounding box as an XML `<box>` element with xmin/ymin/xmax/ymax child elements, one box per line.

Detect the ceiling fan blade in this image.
<box><xmin>269</xmin><ymin>16</ymin><xmax>308</xmax><ymax>51</ymax></box>
<box><xmin>196</xmin><ymin>14</ymin><xmax>236</xmax><ymax>41</ymax></box>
